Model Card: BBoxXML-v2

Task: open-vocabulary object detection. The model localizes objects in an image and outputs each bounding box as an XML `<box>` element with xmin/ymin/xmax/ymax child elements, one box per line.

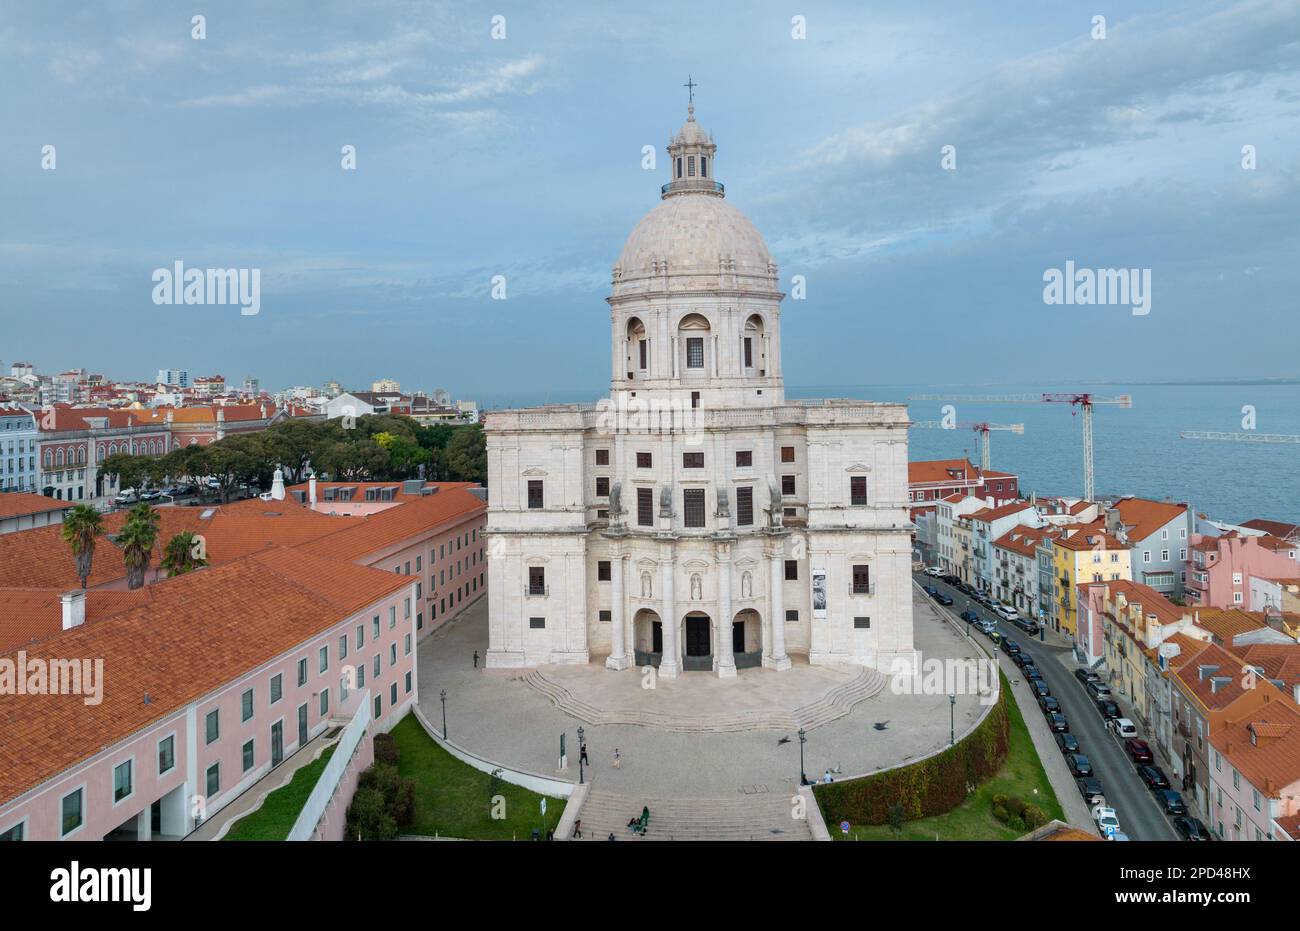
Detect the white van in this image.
<box><xmin>1109</xmin><ymin>717</ymin><xmax>1137</xmax><ymax>739</ymax></box>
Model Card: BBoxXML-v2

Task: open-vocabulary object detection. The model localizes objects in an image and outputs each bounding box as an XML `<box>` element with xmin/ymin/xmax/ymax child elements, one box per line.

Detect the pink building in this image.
<box><xmin>1186</xmin><ymin>532</ymin><xmax>1300</xmax><ymax>609</ymax></box>
<box><xmin>1209</xmin><ymin>696</ymin><xmax>1300</xmax><ymax>841</ymax></box>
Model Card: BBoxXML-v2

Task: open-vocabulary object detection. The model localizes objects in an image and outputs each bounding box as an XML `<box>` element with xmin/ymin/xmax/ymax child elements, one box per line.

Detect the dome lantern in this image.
<box><xmin>662</xmin><ymin>81</ymin><xmax>722</xmax><ymax>199</ymax></box>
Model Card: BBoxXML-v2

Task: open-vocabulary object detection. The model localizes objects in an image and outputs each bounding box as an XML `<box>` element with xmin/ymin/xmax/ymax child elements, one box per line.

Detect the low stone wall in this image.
<box><xmin>412</xmin><ymin>704</ymin><xmax>575</xmax><ymax>798</ymax></box>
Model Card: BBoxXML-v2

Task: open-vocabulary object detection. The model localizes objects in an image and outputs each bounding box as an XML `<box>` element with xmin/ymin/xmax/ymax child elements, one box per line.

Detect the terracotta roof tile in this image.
<box><xmin>0</xmin><ymin>493</ymin><xmax>72</xmax><ymax>519</ymax></box>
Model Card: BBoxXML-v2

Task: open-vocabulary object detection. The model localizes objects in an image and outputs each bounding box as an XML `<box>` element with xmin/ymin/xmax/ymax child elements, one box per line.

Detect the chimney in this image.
<box><xmin>260</xmin><ymin>402</ymin><xmax>268</xmax><ymax>419</ymax></box>
<box><xmin>61</xmin><ymin>590</ymin><xmax>86</xmax><ymax>630</ymax></box>
<box><xmin>271</xmin><ymin>465</ymin><xmax>285</xmax><ymax>501</ymax></box>
<box><xmin>309</xmin><ymin>474</ymin><xmax>318</xmax><ymax>506</ymax></box>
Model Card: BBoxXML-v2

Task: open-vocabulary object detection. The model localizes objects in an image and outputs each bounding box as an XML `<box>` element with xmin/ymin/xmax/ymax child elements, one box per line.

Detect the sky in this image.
<box><xmin>2</xmin><ymin>0</ymin><xmax>1298</xmax><ymax>405</ymax></box>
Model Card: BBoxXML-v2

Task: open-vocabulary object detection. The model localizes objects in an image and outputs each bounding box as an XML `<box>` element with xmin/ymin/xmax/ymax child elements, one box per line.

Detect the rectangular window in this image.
<box><xmin>241</xmin><ymin>688</ymin><xmax>254</xmax><ymax>723</ymax></box>
<box><xmin>687</xmin><ymin>154</ymin><xmax>696</xmax><ymax>176</ymax></box>
<box><xmin>61</xmin><ymin>788</ymin><xmax>83</xmax><ymax>836</ymax></box>
<box><xmin>781</xmin><ymin>474</ymin><xmax>795</xmax><ymax>496</ymax></box>
<box><xmin>596</xmin><ymin>449</ymin><xmax>609</xmax><ymax>466</ymax></box>
<box><xmin>686</xmin><ymin>337</ymin><xmax>704</xmax><ymax>369</ymax></box>
<box><xmin>691</xmin><ymin>391</ymin><xmax>700</xmax><ymax>409</ymax></box>
<box><xmin>297</xmin><ymin>658</ymin><xmax>307</xmax><ymax>687</ymax></box>
<box><xmin>527</xmin><ymin>480</ymin><xmax>544</xmax><ymax>509</ymax></box>
<box><xmin>406</xmin><ymin>671</ymin><xmax>413</xmax><ymax>694</ymax></box>
<box><xmin>854</xmin><ymin>617</ymin><xmax>871</xmax><ymax>629</ymax></box>
<box><xmin>684</xmin><ymin>488</ymin><xmax>706</xmax><ymax>528</ymax></box>
<box><xmin>736</xmin><ymin>450</ymin><xmax>752</xmax><ymax>468</ymax></box>
<box><xmin>206</xmin><ymin>764</ymin><xmax>220</xmax><ymax>799</ymax></box>
<box><xmin>785</xmin><ymin>609</ymin><xmax>799</xmax><ymax>623</ymax></box>
<box><xmin>320</xmin><ymin>688</ymin><xmax>329</xmax><ymax>716</ymax></box>
<box><xmin>743</xmin><ymin>337</ymin><xmax>753</xmax><ymax>368</ymax></box>
<box><xmin>850</xmin><ymin>476</ymin><xmax>867</xmax><ymax>506</ymax></box>
<box><xmin>596</xmin><ymin>476</ymin><xmax>610</xmax><ymax>497</ymax></box>
<box><xmin>529</xmin><ymin>617</ymin><xmax>546</xmax><ymax>629</ymax></box>
<box><xmin>242</xmin><ymin>739</ymin><xmax>255</xmax><ymax>773</ymax></box>
<box><xmin>683</xmin><ymin>452</ymin><xmax>704</xmax><ymax>469</ymax></box>
<box><xmin>205</xmin><ymin>709</ymin><xmax>220</xmax><ymax>745</ymax></box>
<box><xmin>599</xmin><ymin>610</ymin><xmax>612</xmax><ymax>623</ymax></box>
<box><xmin>737</xmin><ymin>486</ymin><xmax>754</xmax><ymax>526</ymax></box>
<box><xmin>785</xmin><ymin>560</ymin><xmax>798</xmax><ymax>581</ymax></box>
<box><xmin>636</xmin><ymin>452</ymin><xmax>652</xmax><ymax>469</ymax></box>
<box><xmin>637</xmin><ymin>487</ymin><xmax>654</xmax><ymax>526</ymax></box>
<box><xmin>270</xmin><ymin>673</ymin><xmax>282</xmax><ymax>704</ymax></box>
<box><xmin>529</xmin><ymin>566</ymin><xmax>546</xmax><ymax>595</ymax></box>
<box><xmin>158</xmin><ymin>735</ymin><xmax>175</xmax><ymax>775</ymax></box>
<box><xmin>781</xmin><ymin>446</ymin><xmax>795</xmax><ymax>463</ymax></box>
<box><xmin>405</xmin><ymin>632</ymin><xmax>412</xmax><ymax>656</ymax></box>
<box><xmin>372</xmin><ymin>617</ymin><xmax>380</xmax><ymax>639</ymax></box>
<box><xmin>113</xmin><ymin>760</ymin><xmax>132</xmax><ymax>803</ymax></box>
<box><xmin>0</xmin><ymin>823</ymin><xmax>23</xmax><ymax>841</ymax></box>
<box><xmin>639</xmin><ymin>340</ymin><xmax>648</xmax><ymax>369</ymax></box>
<box><xmin>390</xmin><ymin>643</ymin><xmax>397</xmax><ymax>666</ymax></box>
<box><xmin>319</xmin><ymin>645</ymin><xmax>329</xmax><ymax>673</ymax></box>
<box><xmin>852</xmin><ymin>564</ymin><xmax>871</xmax><ymax>594</ymax></box>
<box><xmin>374</xmin><ymin>695</ymin><xmax>383</xmax><ymax>719</ymax></box>
<box><xmin>391</xmin><ymin>683</ymin><xmax>398</xmax><ymax>706</ymax></box>
<box><xmin>598</xmin><ymin>560</ymin><xmax>611</xmax><ymax>581</ymax></box>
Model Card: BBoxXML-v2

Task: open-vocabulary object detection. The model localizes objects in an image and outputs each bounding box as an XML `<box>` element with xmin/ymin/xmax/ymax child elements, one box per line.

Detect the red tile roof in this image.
<box><xmin>1109</xmin><ymin>497</ymin><xmax>1187</xmax><ymax>543</ymax></box>
<box><xmin>0</xmin><ymin>492</ymin><xmax>72</xmax><ymax>519</ymax></box>
<box><xmin>1211</xmin><ymin>698</ymin><xmax>1300</xmax><ymax>796</ymax></box>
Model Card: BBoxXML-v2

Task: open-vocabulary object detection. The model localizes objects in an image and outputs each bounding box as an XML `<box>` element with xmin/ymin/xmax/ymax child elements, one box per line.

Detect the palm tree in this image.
<box><xmin>118</xmin><ymin>503</ymin><xmax>161</xmax><ymax>590</ymax></box>
<box><xmin>161</xmin><ymin>530</ymin><xmax>208</xmax><ymax>578</ymax></box>
<box><xmin>61</xmin><ymin>504</ymin><xmax>104</xmax><ymax>589</ymax></box>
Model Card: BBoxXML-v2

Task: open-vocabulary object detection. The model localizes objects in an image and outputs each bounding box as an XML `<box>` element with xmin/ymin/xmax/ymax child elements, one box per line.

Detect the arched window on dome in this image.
<box><xmin>675</xmin><ymin>157</ymin><xmax>682</xmax><ymax>179</ymax></box>
<box><xmin>743</xmin><ymin>313</ymin><xmax>766</xmax><ymax>376</ymax></box>
<box><xmin>626</xmin><ymin>316</ymin><xmax>648</xmax><ymax>379</ymax></box>
<box><xmin>677</xmin><ymin>313</ymin><xmax>711</xmax><ymax>376</ymax></box>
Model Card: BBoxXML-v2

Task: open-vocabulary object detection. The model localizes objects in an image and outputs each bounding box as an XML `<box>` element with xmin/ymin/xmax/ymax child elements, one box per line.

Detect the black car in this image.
<box><xmin>1014</xmin><ymin>618</ymin><xmax>1040</xmax><ymax>635</ymax></box>
<box><xmin>943</xmin><ymin>575</ymin><xmax>961</xmax><ymax>586</ymax></box>
<box><xmin>1039</xmin><ymin>696</ymin><xmax>1061</xmax><ymax>715</ymax></box>
<box><xmin>1046</xmin><ymin>713</ymin><xmax>1069</xmax><ymax>733</ymax></box>
<box><xmin>1022</xmin><ymin>665</ymin><xmax>1042</xmax><ymax>681</ymax></box>
<box><xmin>1137</xmin><ymin>765</ymin><xmax>1170</xmax><ymax>791</ymax></box>
<box><xmin>1096</xmin><ymin>699</ymin><xmax>1120</xmax><ymax>719</ymax></box>
<box><xmin>1055</xmin><ymin>733</ymin><xmax>1081</xmax><ymax>754</ymax></box>
<box><xmin>1076</xmin><ymin>777</ymin><xmax>1105</xmax><ymax>806</ymax></box>
<box><xmin>1002</xmin><ymin>639</ymin><xmax>1021</xmax><ymax>657</ymax></box>
<box><xmin>1074</xmin><ymin>667</ymin><xmax>1100</xmax><ymax>685</ymax></box>
<box><xmin>1066</xmin><ymin>753</ymin><xmax>1093</xmax><ymax>777</ymax></box>
<box><xmin>1173</xmin><ymin>816</ymin><xmax>1211</xmax><ymax>841</ymax></box>
<box><xmin>1014</xmin><ymin>651</ymin><xmax>1033</xmax><ymax>668</ymax></box>
<box><xmin>960</xmin><ymin>609</ymin><xmax>979</xmax><ymax>623</ymax></box>
<box><xmin>935</xmin><ymin>594</ymin><xmax>954</xmax><ymax>606</ymax></box>
<box><xmin>1156</xmin><ymin>790</ymin><xmax>1188</xmax><ymax>816</ymax></box>
<box><xmin>1029</xmin><ymin>680</ymin><xmax>1051</xmax><ymax>699</ymax></box>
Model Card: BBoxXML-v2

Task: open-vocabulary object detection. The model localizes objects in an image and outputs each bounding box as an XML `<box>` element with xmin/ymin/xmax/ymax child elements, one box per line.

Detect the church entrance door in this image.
<box><xmin>652</xmin><ymin>621</ymin><xmax>662</xmax><ymax>654</ymax></box>
<box><xmin>684</xmin><ymin>614</ymin><xmax>712</xmax><ymax>670</ymax></box>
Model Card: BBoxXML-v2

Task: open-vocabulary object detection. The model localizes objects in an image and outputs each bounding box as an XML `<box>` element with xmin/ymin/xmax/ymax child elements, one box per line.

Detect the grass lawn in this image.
<box><xmin>224</xmin><ymin>744</ymin><xmax>337</xmax><ymax>841</ymax></box>
<box><xmin>836</xmin><ymin>672</ymin><xmax>1063</xmax><ymax>840</ymax></box>
<box><xmin>390</xmin><ymin>714</ymin><xmax>566</xmax><ymax>840</ymax></box>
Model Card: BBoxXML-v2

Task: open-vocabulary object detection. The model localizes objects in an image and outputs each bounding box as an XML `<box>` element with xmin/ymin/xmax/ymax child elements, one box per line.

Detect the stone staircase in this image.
<box><xmin>523</xmin><ymin>666</ymin><xmax>884</xmax><ymax>732</ymax></box>
<box><xmin>571</xmin><ymin>789</ymin><xmax>812</xmax><ymax>841</ymax></box>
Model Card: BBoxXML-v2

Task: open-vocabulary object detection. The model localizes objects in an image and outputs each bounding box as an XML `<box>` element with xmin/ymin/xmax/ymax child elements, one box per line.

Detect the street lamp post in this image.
<box><xmin>440</xmin><ymin>688</ymin><xmax>448</xmax><ymax>740</ymax></box>
<box><xmin>798</xmin><ymin>727</ymin><xmax>808</xmax><ymax>786</ymax></box>
<box><xmin>577</xmin><ymin>725</ymin><xmax>585</xmax><ymax>785</ymax></box>
<box><xmin>949</xmin><ymin>693</ymin><xmax>956</xmax><ymax>746</ymax></box>
<box><xmin>964</xmin><ymin>600</ymin><xmax>972</xmax><ymax>638</ymax></box>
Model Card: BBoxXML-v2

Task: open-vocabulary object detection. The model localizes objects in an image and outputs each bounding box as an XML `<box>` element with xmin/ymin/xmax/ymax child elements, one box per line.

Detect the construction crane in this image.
<box><xmin>1180</xmin><ymin>431</ymin><xmax>1300</xmax><ymax>444</ymax></box>
<box><xmin>909</xmin><ymin>421</ymin><xmax>1024</xmax><ymax>472</ymax></box>
<box><xmin>908</xmin><ymin>392</ymin><xmax>1133</xmax><ymax>501</ymax></box>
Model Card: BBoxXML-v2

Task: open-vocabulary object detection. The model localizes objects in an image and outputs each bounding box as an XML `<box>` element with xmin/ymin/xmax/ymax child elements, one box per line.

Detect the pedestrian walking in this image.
<box><xmin>612</xmin><ymin>747</ymin><xmax>621</xmax><ymax>769</ymax></box>
<box><xmin>473</xmin><ymin>650</ymin><xmax>479</xmax><ymax>669</ymax></box>
<box><xmin>580</xmin><ymin>742</ymin><xmax>590</xmax><ymax>766</ymax></box>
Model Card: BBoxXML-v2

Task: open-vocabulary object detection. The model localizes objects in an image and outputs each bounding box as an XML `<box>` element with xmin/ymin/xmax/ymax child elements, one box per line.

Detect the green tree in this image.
<box><xmin>373</xmin><ymin>432</ymin><xmax>429</xmax><ymax>479</ymax></box>
<box><xmin>61</xmin><ymin>504</ymin><xmax>104</xmax><ymax>589</ymax></box>
<box><xmin>444</xmin><ymin>424</ymin><xmax>486</xmax><ymax>483</ymax></box>
<box><xmin>99</xmin><ymin>452</ymin><xmax>152</xmax><ymax>495</ymax></box>
<box><xmin>161</xmin><ymin>530</ymin><xmax>208</xmax><ymax>577</ymax></box>
<box><xmin>344</xmin><ymin>786</ymin><xmax>397</xmax><ymax>841</ymax></box>
<box><xmin>117</xmin><ymin>503</ymin><xmax>161</xmax><ymax>590</ymax></box>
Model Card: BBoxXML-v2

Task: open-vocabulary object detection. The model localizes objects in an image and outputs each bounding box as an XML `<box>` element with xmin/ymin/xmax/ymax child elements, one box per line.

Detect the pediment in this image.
<box><xmin>845</xmin><ymin>462</ymin><xmax>873</xmax><ymax>473</ymax></box>
<box><xmin>521</xmin><ymin>467</ymin><xmax>548</xmax><ymax>477</ymax></box>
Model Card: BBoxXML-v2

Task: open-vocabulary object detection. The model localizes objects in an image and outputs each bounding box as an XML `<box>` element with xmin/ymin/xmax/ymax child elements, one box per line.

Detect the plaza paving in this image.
<box><xmin>416</xmin><ymin>588</ymin><xmax>992</xmax><ymax>799</ymax></box>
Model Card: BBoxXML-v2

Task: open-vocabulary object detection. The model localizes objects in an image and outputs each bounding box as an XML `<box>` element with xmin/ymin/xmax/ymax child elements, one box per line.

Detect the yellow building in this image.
<box><xmin>1051</xmin><ymin>526</ymin><xmax>1131</xmax><ymax>636</ymax></box>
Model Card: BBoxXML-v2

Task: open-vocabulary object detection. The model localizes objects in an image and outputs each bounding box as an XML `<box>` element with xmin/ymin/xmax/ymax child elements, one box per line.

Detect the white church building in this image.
<box><xmin>484</xmin><ymin>102</ymin><xmax>917</xmax><ymax>678</ymax></box>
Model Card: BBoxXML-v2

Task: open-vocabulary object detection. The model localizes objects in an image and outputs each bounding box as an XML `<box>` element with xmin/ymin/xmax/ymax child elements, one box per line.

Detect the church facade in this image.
<box><xmin>484</xmin><ymin>103</ymin><xmax>917</xmax><ymax>678</ymax></box>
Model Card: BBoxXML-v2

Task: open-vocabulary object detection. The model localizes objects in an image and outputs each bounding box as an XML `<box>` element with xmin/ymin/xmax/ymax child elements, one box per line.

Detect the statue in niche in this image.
<box><xmin>659</xmin><ymin>484</ymin><xmax>673</xmax><ymax>518</ymax></box>
<box><xmin>608</xmin><ymin>482</ymin><xmax>622</xmax><ymax>520</ymax></box>
<box><xmin>767</xmin><ymin>476</ymin><xmax>783</xmax><ymax>529</ymax></box>
<box><xmin>640</xmin><ymin>571</ymin><xmax>653</xmax><ymax>599</ymax></box>
<box><xmin>740</xmin><ymin>570</ymin><xmax>753</xmax><ymax>599</ymax></box>
<box><xmin>690</xmin><ymin>573</ymin><xmax>702</xmax><ymax>601</ymax></box>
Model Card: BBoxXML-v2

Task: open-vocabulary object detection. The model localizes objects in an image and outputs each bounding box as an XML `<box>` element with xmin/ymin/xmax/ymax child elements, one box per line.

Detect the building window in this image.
<box><xmin>529</xmin><ymin>566</ymin><xmax>546</xmax><ymax>595</ymax></box>
<box><xmin>637</xmin><ymin>487</ymin><xmax>654</xmax><ymax>526</ymax></box>
<box><xmin>598</xmin><ymin>560</ymin><xmax>611</xmax><ymax>581</ymax></box>
<box><xmin>242</xmin><ymin>739</ymin><xmax>255</xmax><ymax>773</ymax></box>
<box><xmin>736</xmin><ymin>450</ymin><xmax>752</xmax><ymax>468</ymax></box>
<box><xmin>241</xmin><ymin>688</ymin><xmax>254</xmax><ymax>723</ymax></box>
<box><xmin>599</xmin><ymin>610</ymin><xmax>612</xmax><ymax>623</ymax></box>
<box><xmin>596</xmin><ymin>449</ymin><xmax>609</xmax><ymax>465</ymax></box>
<box><xmin>61</xmin><ymin>788</ymin><xmax>83</xmax><ymax>836</ymax></box>
<box><xmin>852</xmin><ymin>564</ymin><xmax>871</xmax><ymax>594</ymax></box>
<box><xmin>320</xmin><ymin>688</ymin><xmax>329</xmax><ymax>716</ymax></box>
<box><xmin>527</xmin><ymin>480</ymin><xmax>544</xmax><ymax>509</ymax></box>
<box><xmin>270</xmin><ymin>673</ymin><xmax>282</xmax><ymax>704</ymax></box>
<box><xmin>781</xmin><ymin>446</ymin><xmax>795</xmax><ymax>463</ymax></box>
<box><xmin>785</xmin><ymin>609</ymin><xmax>799</xmax><ymax>623</ymax></box>
<box><xmin>686</xmin><ymin>337</ymin><xmax>704</xmax><ymax>369</ymax></box>
<box><xmin>691</xmin><ymin>391</ymin><xmax>700</xmax><ymax>409</ymax></box>
<box><xmin>205</xmin><ymin>709</ymin><xmax>220</xmax><ymax>744</ymax></box>
<box><xmin>529</xmin><ymin>617</ymin><xmax>546</xmax><ymax>629</ymax></box>
<box><xmin>854</xmin><ymin>617</ymin><xmax>871</xmax><ymax>629</ymax></box>
<box><xmin>785</xmin><ymin>560</ymin><xmax>798</xmax><ymax>581</ymax></box>
<box><xmin>636</xmin><ymin>452</ymin><xmax>652</xmax><ymax>469</ymax></box>
<box><xmin>319</xmin><ymin>645</ymin><xmax>329</xmax><ymax>673</ymax></box>
<box><xmin>639</xmin><ymin>340</ymin><xmax>648</xmax><ymax>369</ymax></box>
<box><xmin>781</xmin><ymin>474</ymin><xmax>795</xmax><ymax>496</ymax></box>
<box><xmin>743</xmin><ymin>337</ymin><xmax>753</xmax><ymax>368</ymax></box>
<box><xmin>596</xmin><ymin>476</ymin><xmax>610</xmax><ymax>497</ymax></box>
<box><xmin>683</xmin><ymin>488</ymin><xmax>706</xmax><ymax>528</ymax></box>
<box><xmin>0</xmin><ymin>822</ymin><xmax>23</xmax><ymax>841</ymax></box>
<box><xmin>158</xmin><ymin>735</ymin><xmax>175</xmax><ymax>775</ymax></box>
<box><xmin>737</xmin><ymin>487</ymin><xmax>754</xmax><ymax>526</ymax></box>
<box><xmin>683</xmin><ymin>452</ymin><xmax>704</xmax><ymax>469</ymax></box>
<box><xmin>297</xmin><ymin>658</ymin><xmax>307</xmax><ymax>687</ymax></box>
<box><xmin>113</xmin><ymin>760</ymin><xmax>133</xmax><ymax>803</ymax></box>
<box><xmin>206</xmin><ymin>764</ymin><xmax>220</xmax><ymax>799</ymax></box>
<box><xmin>687</xmin><ymin>154</ymin><xmax>696</xmax><ymax>176</ymax></box>
<box><xmin>850</xmin><ymin>476</ymin><xmax>867</xmax><ymax>506</ymax></box>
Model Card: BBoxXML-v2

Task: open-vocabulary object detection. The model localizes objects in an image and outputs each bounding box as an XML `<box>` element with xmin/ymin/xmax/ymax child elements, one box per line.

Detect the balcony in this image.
<box><xmin>849</xmin><ymin>582</ymin><xmax>876</xmax><ymax>596</ymax></box>
<box><xmin>661</xmin><ymin>179</ymin><xmax>725</xmax><ymax>197</ymax></box>
<box><xmin>525</xmin><ymin>584</ymin><xmax>549</xmax><ymax>597</ymax></box>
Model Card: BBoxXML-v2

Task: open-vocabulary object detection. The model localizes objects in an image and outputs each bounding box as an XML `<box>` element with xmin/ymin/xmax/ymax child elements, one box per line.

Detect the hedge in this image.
<box><xmin>814</xmin><ymin>690</ymin><xmax>1010</xmax><ymax>825</ymax></box>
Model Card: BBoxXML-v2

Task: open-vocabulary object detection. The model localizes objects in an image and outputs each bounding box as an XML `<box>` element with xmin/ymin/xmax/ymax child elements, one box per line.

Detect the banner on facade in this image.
<box><xmin>812</xmin><ymin>568</ymin><xmax>827</xmax><ymax>618</ymax></box>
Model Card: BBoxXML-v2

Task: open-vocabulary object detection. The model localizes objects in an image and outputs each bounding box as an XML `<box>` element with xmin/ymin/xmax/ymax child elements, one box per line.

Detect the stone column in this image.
<box><xmin>716</xmin><ymin>543</ymin><xmax>736</xmax><ymax>678</ymax></box>
<box><xmin>766</xmin><ymin>543</ymin><xmax>792</xmax><ymax>671</ymax></box>
<box><xmin>606</xmin><ymin>551</ymin><xmax>630</xmax><ymax>670</ymax></box>
<box><xmin>659</xmin><ymin>545</ymin><xmax>679</xmax><ymax>678</ymax></box>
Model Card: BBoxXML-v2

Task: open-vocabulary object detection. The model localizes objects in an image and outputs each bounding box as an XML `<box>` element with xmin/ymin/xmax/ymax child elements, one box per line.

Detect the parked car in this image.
<box><xmin>1013</xmin><ymin>651</ymin><xmax>1033</xmax><ymax>668</ymax></box>
<box><xmin>1096</xmin><ymin>699</ymin><xmax>1120</xmax><ymax>719</ymax></box>
<box><xmin>1137</xmin><ymin>765</ymin><xmax>1170</xmax><ymax>791</ymax></box>
<box><xmin>1022</xmin><ymin>665</ymin><xmax>1042</xmax><ymax>681</ymax></box>
<box><xmin>1001</xmin><ymin>639</ymin><xmax>1021</xmax><ymax>657</ymax></box>
<box><xmin>1046</xmin><ymin>713</ymin><xmax>1070</xmax><ymax>733</ymax></box>
<box><xmin>1039</xmin><ymin>695</ymin><xmax>1060</xmax><ymax>714</ymax></box>
<box><xmin>1014</xmin><ymin>618</ymin><xmax>1041</xmax><ymax>635</ymax></box>
<box><xmin>1173</xmin><ymin>816</ymin><xmax>1211</xmax><ymax>841</ymax></box>
<box><xmin>1074</xmin><ymin>667</ymin><xmax>1100</xmax><ymax>685</ymax></box>
<box><xmin>1086</xmin><ymin>680</ymin><xmax>1112</xmax><ymax>701</ymax></box>
<box><xmin>960</xmin><ymin>609</ymin><xmax>979</xmax><ymax>623</ymax></box>
<box><xmin>1076</xmin><ymin>778</ymin><xmax>1105</xmax><ymax>806</ymax></box>
<box><xmin>1066</xmin><ymin>753</ymin><xmax>1093</xmax><ymax>777</ymax></box>
<box><xmin>1156</xmin><ymin>789</ymin><xmax>1188</xmax><ymax>816</ymax></box>
<box><xmin>1123</xmin><ymin>738</ymin><xmax>1154</xmax><ymax>764</ymax></box>
<box><xmin>1109</xmin><ymin>717</ymin><xmax>1138</xmax><ymax>739</ymax></box>
<box><xmin>1092</xmin><ymin>805</ymin><xmax>1122</xmax><ymax>839</ymax></box>
<box><xmin>140</xmin><ymin>488</ymin><xmax>162</xmax><ymax>501</ymax></box>
<box><xmin>994</xmin><ymin>604</ymin><xmax>1019</xmax><ymax>621</ymax></box>
<box><xmin>114</xmin><ymin>488</ymin><xmax>138</xmax><ymax>504</ymax></box>
<box><xmin>977</xmin><ymin>620</ymin><xmax>997</xmax><ymax>636</ymax></box>
<box><xmin>1030</xmin><ymin>680</ymin><xmax>1051</xmax><ymax>699</ymax></box>
<box><xmin>924</xmin><ymin>566</ymin><xmax>943</xmax><ymax>577</ymax></box>
<box><xmin>942</xmin><ymin>575</ymin><xmax>961</xmax><ymax>586</ymax></box>
<box><xmin>1055</xmin><ymin>733</ymin><xmax>1081</xmax><ymax>754</ymax></box>
<box><xmin>935</xmin><ymin>593</ymin><xmax>954</xmax><ymax>606</ymax></box>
